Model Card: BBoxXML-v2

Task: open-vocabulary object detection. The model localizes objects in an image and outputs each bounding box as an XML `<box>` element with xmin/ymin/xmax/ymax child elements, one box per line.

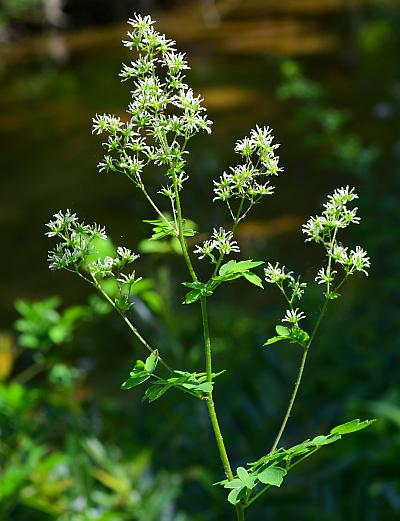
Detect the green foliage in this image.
<box><xmin>263</xmin><ymin>324</ymin><xmax>309</xmax><ymax>348</ymax></box>
<box><xmin>14</xmin><ymin>297</ymin><xmax>100</xmax><ymax>350</ymax></box>
<box><xmin>144</xmin><ymin>216</ymin><xmax>197</xmax><ymax>240</ymax></box>
<box><xmin>121</xmin><ymin>351</ymin><xmax>223</xmax><ymax>401</ymax></box>
<box><xmin>217</xmin><ymin>419</ymin><xmax>375</xmax><ymax>506</ymax></box>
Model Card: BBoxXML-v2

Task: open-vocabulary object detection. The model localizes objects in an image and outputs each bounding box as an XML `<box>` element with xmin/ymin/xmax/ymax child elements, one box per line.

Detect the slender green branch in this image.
<box><xmin>287</xmin><ymin>447</ymin><xmax>320</xmax><ymax>471</ymax></box>
<box><xmin>200</xmin><ymin>298</ymin><xmax>213</xmax><ymax>381</ymax></box>
<box><xmin>245</xmin><ymin>484</ymin><xmax>272</xmax><ymax>509</ymax></box>
<box><xmin>139</xmin><ymin>181</ymin><xmax>177</xmax><ymax>235</ymax></box>
<box><xmin>269</xmin><ymin>345</ymin><xmax>310</xmax><ymax>455</ymax></box>
<box><xmin>91</xmin><ymin>275</ymin><xmax>172</xmax><ymax>371</ymax></box>
<box><xmin>212</xmin><ymin>197</ymin><xmax>245</xmax><ymax>277</ymax></box>
<box><xmin>269</xmin><ymin>298</ymin><xmax>329</xmax><ymax>454</ymax></box>
<box><xmin>172</xmin><ymin>173</ymin><xmax>198</xmax><ymax>283</ymax></box>
<box><xmin>71</xmin><ymin>269</ymin><xmax>171</xmax><ymax>372</ymax></box>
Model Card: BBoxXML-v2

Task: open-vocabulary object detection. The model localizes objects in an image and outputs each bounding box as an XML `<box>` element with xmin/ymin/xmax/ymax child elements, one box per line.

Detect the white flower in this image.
<box><xmin>45</xmin><ymin>209</ymin><xmax>78</xmax><ymax>237</ymax></box>
<box><xmin>348</xmin><ymin>246</ymin><xmax>370</xmax><ymax>275</ymax></box>
<box><xmin>315</xmin><ymin>267</ymin><xmax>337</xmax><ymax>285</ymax></box>
<box><xmin>117</xmin><ymin>271</ymin><xmax>142</xmax><ymax>285</ymax></box>
<box><xmin>194</xmin><ymin>240</ymin><xmax>216</xmax><ymax>262</ymax></box>
<box><xmin>282</xmin><ymin>308</ymin><xmax>306</xmax><ymax>325</ymax></box>
<box><xmin>329</xmin><ymin>244</ymin><xmax>349</xmax><ymax>265</ymax></box>
<box><xmin>264</xmin><ymin>262</ymin><xmax>293</xmax><ymax>284</ymax></box>
<box><xmin>212</xmin><ymin>227</ymin><xmax>240</xmax><ymax>255</ymax></box>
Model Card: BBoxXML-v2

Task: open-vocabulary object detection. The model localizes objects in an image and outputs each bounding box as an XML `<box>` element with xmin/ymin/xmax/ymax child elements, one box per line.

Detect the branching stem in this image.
<box><xmin>171</xmin><ymin>170</ymin><xmax>245</xmax><ymax>520</ymax></box>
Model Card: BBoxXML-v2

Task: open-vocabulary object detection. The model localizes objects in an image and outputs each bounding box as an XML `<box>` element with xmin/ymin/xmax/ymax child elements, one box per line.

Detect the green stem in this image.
<box><xmin>200</xmin><ymin>298</ymin><xmax>213</xmax><ymax>381</ymax></box>
<box><xmin>139</xmin><ymin>179</ymin><xmax>177</xmax><ymax>235</ymax></box>
<box><xmin>94</xmin><ymin>278</ymin><xmax>172</xmax><ymax>371</ymax></box>
<box><xmin>245</xmin><ymin>484</ymin><xmax>271</xmax><ymax>509</ymax></box>
<box><xmin>205</xmin><ymin>396</ymin><xmax>234</xmax><ymax>480</ymax></box>
<box><xmin>269</xmin><ymin>298</ymin><xmax>329</xmax><ymax>454</ymax></box>
<box><xmin>269</xmin><ymin>346</ymin><xmax>310</xmax><ymax>455</ymax></box>
<box><xmin>172</xmin><ymin>173</ymin><xmax>198</xmax><ymax>283</ymax></box>
<box><xmin>73</xmin><ymin>270</ymin><xmax>172</xmax><ymax>372</ymax></box>
<box><xmin>171</xmin><ymin>171</ymin><xmax>244</xmax><ymax>519</ymax></box>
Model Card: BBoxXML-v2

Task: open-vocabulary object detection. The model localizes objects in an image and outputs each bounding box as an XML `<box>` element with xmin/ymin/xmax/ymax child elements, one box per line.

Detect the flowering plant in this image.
<box><xmin>46</xmin><ymin>14</ymin><xmax>374</xmax><ymax>520</ymax></box>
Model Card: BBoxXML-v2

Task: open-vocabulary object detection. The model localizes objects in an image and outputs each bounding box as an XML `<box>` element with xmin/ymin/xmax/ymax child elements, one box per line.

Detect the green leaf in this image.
<box><xmin>310</xmin><ymin>434</ymin><xmax>341</xmax><ymax>446</ymax></box>
<box><xmin>289</xmin><ymin>326</ymin><xmax>310</xmax><ymax>347</ymax></box>
<box><xmin>326</xmin><ymin>291</ymin><xmax>340</xmax><ymax>300</ymax></box>
<box><xmin>182</xmin><ymin>282</ymin><xmax>201</xmax><ymax>289</ymax></box>
<box><xmin>275</xmin><ymin>325</ymin><xmax>290</xmax><ymax>337</ymax></box>
<box><xmin>144</xmin><ymin>382</ymin><xmax>171</xmax><ymax>402</ymax></box>
<box><xmin>248</xmin><ymin>418</ymin><xmax>375</xmax><ymax>473</ymax></box>
<box><xmin>263</xmin><ymin>336</ymin><xmax>286</xmax><ymax>346</ymax></box>
<box><xmin>219</xmin><ymin>260</ymin><xmax>237</xmax><ymax>277</ymax></box>
<box><xmin>143</xmin><ymin>218</ymin><xmax>176</xmax><ymax>240</ymax></box>
<box><xmin>237</xmin><ymin>467</ymin><xmax>257</xmax><ymax>489</ymax></box>
<box><xmin>193</xmin><ymin>382</ymin><xmax>213</xmax><ymax>393</ymax></box>
<box><xmin>144</xmin><ymin>350</ymin><xmax>158</xmax><ymax>373</ymax></box>
<box><xmin>183</xmin><ymin>289</ymin><xmax>203</xmax><ymax>304</ymax></box>
<box><xmin>121</xmin><ymin>372</ymin><xmax>150</xmax><ymax>390</ymax></box>
<box><xmin>227</xmin><ymin>483</ymin><xmax>246</xmax><ymax>505</ymax></box>
<box><xmin>182</xmin><ymin>281</ymin><xmax>213</xmax><ymax>304</ymax></box>
<box><xmin>243</xmin><ymin>272</ymin><xmax>264</xmax><ymax>288</ymax></box>
<box><xmin>232</xmin><ymin>260</ymin><xmax>264</xmax><ymax>272</ymax></box>
<box><xmin>218</xmin><ymin>259</ymin><xmax>264</xmax><ymax>276</ymax></box>
<box><xmin>330</xmin><ymin>419</ymin><xmax>376</xmax><ymax>435</ymax></box>
<box><xmin>257</xmin><ymin>466</ymin><xmax>287</xmax><ymax>487</ymax></box>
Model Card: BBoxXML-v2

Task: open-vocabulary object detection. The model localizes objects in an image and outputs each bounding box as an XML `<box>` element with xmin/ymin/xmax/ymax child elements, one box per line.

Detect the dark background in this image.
<box><xmin>0</xmin><ymin>1</ymin><xmax>399</xmax><ymax>520</ymax></box>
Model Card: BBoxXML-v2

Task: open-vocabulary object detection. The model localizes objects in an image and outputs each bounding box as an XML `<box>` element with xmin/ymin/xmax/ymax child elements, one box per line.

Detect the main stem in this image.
<box><xmin>172</xmin><ymin>173</ymin><xmax>245</xmax><ymax>521</ymax></box>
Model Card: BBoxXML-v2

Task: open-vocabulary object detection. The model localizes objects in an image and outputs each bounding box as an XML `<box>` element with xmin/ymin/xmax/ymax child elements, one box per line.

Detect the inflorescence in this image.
<box><xmin>264</xmin><ymin>187</ymin><xmax>370</xmax><ymax>327</ymax></box>
<box><xmin>193</xmin><ymin>227</ymin><xmax>240</xmax><ymax>263</ymax></box>
<box><xmin>92</xmin><ymin>13</ymin><xmax>212</xmax><ymax>204</ymax></box>
<box><xmin>46</xmin><ymin>210</ymin><xmax>141</xmax><ymax>313</ymax></box>
<box><xmin>213</xmin><ymin>126</ymin><xmax>282</xmax><ymax>222</ymax></box>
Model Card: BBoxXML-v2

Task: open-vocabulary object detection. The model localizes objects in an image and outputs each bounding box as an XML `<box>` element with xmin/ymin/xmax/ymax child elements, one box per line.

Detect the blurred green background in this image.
<box><xmin>1</xmin><ymin>1</ymin><xmax>400</xmax><ymax>520</ymax></box>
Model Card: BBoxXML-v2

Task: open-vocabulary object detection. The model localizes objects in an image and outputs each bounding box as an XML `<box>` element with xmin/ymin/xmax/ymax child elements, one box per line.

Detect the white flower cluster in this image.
<box><xmin>87</xmin><ymin>247</ymin><xmax>140</xmax><ymax>280</ymax></box>
<box><xmin>303</xmin><ymin>187</ymin><xmax>370</xmax><ymax>286</ymax></box>
<box><xmin>46</xmin><ymin>210</ymin><xmax>107</xmax><ymax>271</ymax></box>
<box><xmin>194</xmin><ymin>227</ymin><xmax>240</xmax><ymax>263</ymax></box>
<box><xmin>213</xmin><ymin>126</ymin><xmax>282</xmax><ymax>207</ymax></box>
<box><xmin>92</xmin><ymin>14</ymin><xmax>212</xmax><ymax>193</ymax></box>
<box><xmin>329</xmin><ymin>244</ymin><xmax>370</xmax><ymax>276</ymax></box>
<box><xmin>302</xmin><ymin>186</ymin><xmax>360</xmax><ymax>244</ymax></box>
<box><xmin>46</xmin><ymin>210</ymin><xmax>141</xmax><ymax>284</ymax></box>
